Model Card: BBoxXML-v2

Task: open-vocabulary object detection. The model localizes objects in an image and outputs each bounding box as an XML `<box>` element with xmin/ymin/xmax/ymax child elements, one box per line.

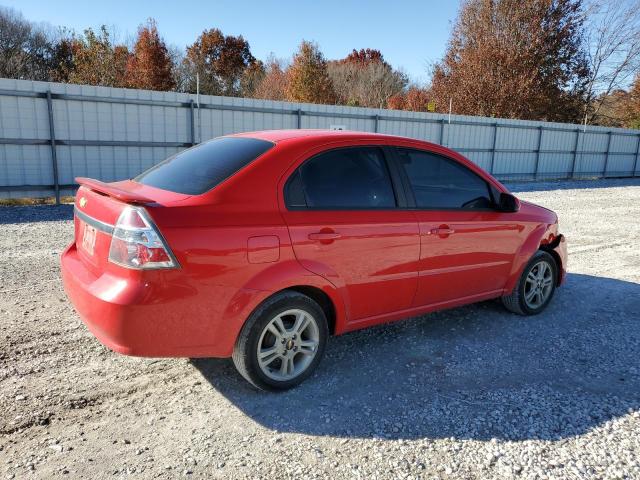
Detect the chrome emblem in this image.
<box><xmin>79</xmin><ymin>197</ymin><xmax>87</xmax><ymax>208</ymax></box>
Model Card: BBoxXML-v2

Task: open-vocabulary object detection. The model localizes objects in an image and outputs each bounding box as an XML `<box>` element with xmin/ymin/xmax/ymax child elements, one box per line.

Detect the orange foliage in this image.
<box><xmin>125</xmin><ymin>19</ymin><xmax>175</xmax><ymax>91</ymax></box>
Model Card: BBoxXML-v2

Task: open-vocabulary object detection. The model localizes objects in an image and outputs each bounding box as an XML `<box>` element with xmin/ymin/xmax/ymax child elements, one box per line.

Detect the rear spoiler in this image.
<box><xmin>75</xmin><ymin>177</ymin><xmax>155</xmax><ymax>204</ymax></box>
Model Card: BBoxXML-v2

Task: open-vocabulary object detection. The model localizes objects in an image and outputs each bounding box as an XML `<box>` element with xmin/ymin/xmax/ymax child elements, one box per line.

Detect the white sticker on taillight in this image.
<box><xmin>108</xmin><ymin>206</ymin><xmax>178</xmax><ymax>270</ymax></box>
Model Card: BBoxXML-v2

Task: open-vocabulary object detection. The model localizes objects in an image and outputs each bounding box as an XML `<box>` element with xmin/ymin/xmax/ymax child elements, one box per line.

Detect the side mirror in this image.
<box><xmin>498</xmin><ymin>192</ymin><xmax>520</xmax><ymax>212</ymax></box>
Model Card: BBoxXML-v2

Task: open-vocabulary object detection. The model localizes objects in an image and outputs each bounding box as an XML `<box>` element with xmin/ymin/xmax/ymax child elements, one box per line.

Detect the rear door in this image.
<box><xmin>281</xmin><ymin>146</ymin><xmax>420</xmax><ymax>322</ymax></box>
<box><xmin>391</xmin><ymin>147</ymin><xmax>523</xmax><ymax>306</ymax></box>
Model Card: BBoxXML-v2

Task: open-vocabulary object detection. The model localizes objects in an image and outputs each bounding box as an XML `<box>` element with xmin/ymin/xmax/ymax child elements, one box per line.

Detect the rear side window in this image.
<box><xmin>287</xmin><ymin>147</ymin><xmax>396</xmax><ymax>209</ymax></box>
<box><xmin>395</xmin><ymin>148</ymin><xmax>494</xmax><ymax>209</ymax></box>
<box><xmin>135</xmin><ymin>137</ymin><xmax>274</xmax><ymax>195</ymax></box>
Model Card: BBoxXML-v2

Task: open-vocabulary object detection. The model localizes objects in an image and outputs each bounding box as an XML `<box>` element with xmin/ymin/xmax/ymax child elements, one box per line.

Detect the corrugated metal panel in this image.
<box><xmin>0</xmin><ymin>77</ymin><xmax>639</xmax><ymax>199</ymax></box>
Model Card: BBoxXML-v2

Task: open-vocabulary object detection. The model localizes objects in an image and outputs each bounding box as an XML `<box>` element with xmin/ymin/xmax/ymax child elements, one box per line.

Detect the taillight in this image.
<box><xmin>108</xmin><ymin>206</ymin><xmax>178</xmax><ymax>270</ymax></box>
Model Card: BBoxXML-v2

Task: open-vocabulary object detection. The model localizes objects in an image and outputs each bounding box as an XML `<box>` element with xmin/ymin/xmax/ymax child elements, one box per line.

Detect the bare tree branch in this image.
<box><xmin>583</xmin><ymin>0</ymin><xmax>640</xmax><ymax>123</ymax></box>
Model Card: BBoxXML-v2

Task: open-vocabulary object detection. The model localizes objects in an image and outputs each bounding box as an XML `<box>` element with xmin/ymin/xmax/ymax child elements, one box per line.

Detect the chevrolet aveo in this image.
<box><xmin>61</xmin><ymin>129</ymin><xmax>567</xmax><ymax>390</ymax></box>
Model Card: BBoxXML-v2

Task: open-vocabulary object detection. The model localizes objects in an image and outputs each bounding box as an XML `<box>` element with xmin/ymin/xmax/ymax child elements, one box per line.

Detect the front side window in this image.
<box><xmin>395</xmin><ymin>148</ymin><xmax>494</xmax><ymax>209</ymax></box>
<box><xmin>135</xmin><ymin>137</ymin><xmax>274</xmax><ymax>195</ymax></box>
<box><xmin>287</xmin><ymin>147</ymin><xmax>396</xmax><ymax>209</ymax></box>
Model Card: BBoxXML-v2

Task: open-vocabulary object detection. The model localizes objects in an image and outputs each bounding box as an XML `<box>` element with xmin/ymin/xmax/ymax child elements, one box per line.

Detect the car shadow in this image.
<box><xmin>192</xmin><ymin>273</ymin><xmax>640</xmax><ymax>441</ymax></box>
<box><xmin>0</xmin><ymin>204</ymin><xmax>74</xmax><ymax>224</ymax></box>
<box><xmin>506</xmin><ymin>177</ymin><xmax>640</xmax><ymax>193</ymax></box>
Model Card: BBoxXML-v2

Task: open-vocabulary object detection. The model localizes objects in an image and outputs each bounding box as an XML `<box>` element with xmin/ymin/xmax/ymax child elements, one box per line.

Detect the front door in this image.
<box><xmin>392</xmin><ymin>147</ymin><xmax>523</xmax><ymax>306</ymax></box>
<box><xmin>281</xmin><ymin>146</ymin><xmax>420</xmax><ymax>321</ymax></box>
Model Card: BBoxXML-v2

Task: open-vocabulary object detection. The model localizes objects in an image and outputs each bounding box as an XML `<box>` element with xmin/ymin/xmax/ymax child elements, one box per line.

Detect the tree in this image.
<box><xmin>183</xmin><ymin>28</ymin><xmax>256</xmax><ymax>96</ymax></box>
<box><xmin>430</xmin><ymin>0</ymin><xmax>590</xmax><ymax>122</ymax></box>
<box><xmin>167</xmin><ymin>45</ymin><xmax>189</xmax><ymax>92</ymax></box>
<box><xmin>240</xmin><ymin>60</ymin><xmax>265</xmax><ymax>97</ymax></box>
<box><xmin>0</xmin><ymin>7</ymin><xmax>55</xmax><ymax>81</ymax></box>
<box><xmin>285</xmin><ymin>41</ymin><xmax>336</xmax><ymax>104</ymax></box>
<box><xmin>343</xmin><ymin>48</ymin><xmax>385</xmax><ymax>66</ymax></box>
<box><xmin>328</xmin><ymin>48</ymin><xmax>407</xmax><ymax>108</ymax></box>
<box><xmin>254</xmin><ymin>55</ymin><xmax>288</xmax><ymax>100</ymax></box>
<box><xmin>49</xmin><ymin>34</ymin><xmax>75</xmax><ymax>83</ymax></box>
<box><xmin>620</xmin><ymin>75</ymin><xmax>640</xmax><ymax>129</ymax></box>
<box><xmin>125</xmin><ymin>19</ymin><xmax>175</xmax><ymax>91</ymax></box>
<box><xmin>67</xmin><ymin>26</ymin><xmax>129</xmax><ymax>87</ymax></box>
<box><xmin>387</xmin><ymin>86</ymin><xmax>433</xmax><ymax>111</ymax></box>
<box><xmin>583</xmin><ymin>0</ymin><xmax>640</xmax><ymax>124</ymax></box>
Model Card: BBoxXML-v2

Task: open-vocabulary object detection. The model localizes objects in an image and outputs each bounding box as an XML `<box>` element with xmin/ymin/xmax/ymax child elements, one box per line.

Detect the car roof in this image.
<box><xmin>229</xmin><ymin>129</ymin><xmax>423</xmax><ymax>145</ymax></box>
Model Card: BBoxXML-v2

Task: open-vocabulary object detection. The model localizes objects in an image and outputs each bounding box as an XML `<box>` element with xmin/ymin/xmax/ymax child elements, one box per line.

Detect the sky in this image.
<box><xmin>1</xmin><ymin>0</ymin><xmax>462</xmax><ymax>84</ymax></box>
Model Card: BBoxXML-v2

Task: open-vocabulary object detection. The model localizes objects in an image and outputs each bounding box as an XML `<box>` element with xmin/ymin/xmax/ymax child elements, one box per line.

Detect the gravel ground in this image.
<box><xmin>1</xmin><ymin>178</ymin><xmax>639</xmax><ymax>479</ymax></box>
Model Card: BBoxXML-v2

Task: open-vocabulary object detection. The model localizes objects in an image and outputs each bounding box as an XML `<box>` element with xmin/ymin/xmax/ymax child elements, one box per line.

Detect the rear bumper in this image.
<box><xmin>61</xmin><ymin>242</ymin><xmax>247</xmax><ymax>357</ymax></box>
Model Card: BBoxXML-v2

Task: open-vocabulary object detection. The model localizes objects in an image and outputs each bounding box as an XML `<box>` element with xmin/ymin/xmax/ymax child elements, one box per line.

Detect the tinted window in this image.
<box><xmin>285</xmin><ymin>170</ymin><xmax>306</xmax><ymax>208</ymax></box>
<box><xmin>135</xmin><ymin>137</ymin><xmax>273</xmax><ymax>195</ymax></box>
<box><xmin>292</xmin><ymin>148</ymin><xmax>396</xmax><ymax>209</ymax></box>
<box><xmin>396</xmin><ymin>148</ymin><xmax>494</xmax><ymax>209</ymax></box>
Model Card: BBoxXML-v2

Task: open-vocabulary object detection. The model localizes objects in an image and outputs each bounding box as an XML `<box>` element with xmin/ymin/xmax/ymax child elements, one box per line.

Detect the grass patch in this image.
<box><xmin>0</xmin><ymin>196</ymin><xmax>75</xmax><ymax>206</ymax></box>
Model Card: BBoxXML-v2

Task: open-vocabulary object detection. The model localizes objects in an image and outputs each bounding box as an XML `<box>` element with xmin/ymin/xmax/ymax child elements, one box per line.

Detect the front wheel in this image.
<box><xmin>502</xmin><ymin>250</ymin><xmax>558</xmax><ymax>315</ymax></box>
<box><xmin>232</xmin><ymin>291</ymin><xmax>328</xmax><ymax>391</ymax></box>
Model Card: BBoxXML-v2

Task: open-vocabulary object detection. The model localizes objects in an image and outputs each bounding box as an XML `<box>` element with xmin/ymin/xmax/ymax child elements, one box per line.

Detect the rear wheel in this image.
<box><xmin>502</xmin><ymin>250</ymin><xmax>557</xmax><ymax>315</ymax></box>
<box><xmin>232</xmin><ymin>291</ymin><xmax>328</xmax><ymax>391</ymax></box>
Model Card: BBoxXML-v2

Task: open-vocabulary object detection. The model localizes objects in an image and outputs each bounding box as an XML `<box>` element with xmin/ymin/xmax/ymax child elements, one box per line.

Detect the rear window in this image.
<box><xmin>135</xmin><ymin>137</ymin><xmax>274</xmax><ymax>195</ymax></box>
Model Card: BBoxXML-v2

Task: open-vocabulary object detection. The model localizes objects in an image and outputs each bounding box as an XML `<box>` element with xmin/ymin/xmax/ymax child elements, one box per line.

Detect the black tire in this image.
<box><xmin>501</xmin><ymin>250</ymin><xmax>558</xmax><ymax>316</ymax></box>
<box><xmin>232</xmin><ymin>290</ymin><xmax>328</xmax><ymax>391</ymax></box>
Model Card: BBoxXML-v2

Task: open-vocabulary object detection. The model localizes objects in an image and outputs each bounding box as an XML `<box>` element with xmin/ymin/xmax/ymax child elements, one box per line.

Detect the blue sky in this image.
<box><xmin>1</xmin><ymin>0</ymin><xmax>462</xmax><ymax>84</ymax></box>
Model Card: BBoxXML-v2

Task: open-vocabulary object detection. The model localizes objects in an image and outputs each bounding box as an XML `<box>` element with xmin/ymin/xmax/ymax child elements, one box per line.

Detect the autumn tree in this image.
<box><xmin>387</xmin><ymin>86</ymin><xmax>433</xmax><ymax>111</ymax></box>
<box><xmin>343</xmin><ymin>48</ymin><xmax>385</xmax><ymax>66</ymax></box>
<box><xmin>620</xmin><ymin>75</ymin><xmax>640</xmax><ymax>129</ymax></box>
<box><xmin>240</xmin><ymin>60</ymin><xmax>265</xmax><ymax>97</ymax></box>
<box><xmin>589</xmin><ymin>89</ymin><xmax>630</xmax><ymax>127</ymax></box>
<box><xmin>125</xmin><ymin>19</ymin><xmax>175</xmax><ymax>91</ymax></box>
<box><xmin>328</xmin><ymin>48</ymin><xmax>406</xmax><ymax>107</ymax></box>
<box><xmin>430</xmin><ymin>0</ymin><xmax>590</xmax><ymax>122</ymax></box>
<box><xmin>285</xmin><ymin>41</ymin><xmax>336</xmax><ymax>104</ymax></box>
<box><xmin>67</xmin><ymin>26</ymin><xmax>129</xmax><ymax>87</ymax></box>
<box><xmin>253</xmin><ymin>55</ymin><xmax>288</xmax><ymax>100</ymax></box>
<box><xmin>183</xmin><ymin>28</ymin><xmax>256</xmax><ymax>96</ymax></box>
<box><xmin>49</xmin><ymin>34</ymin><xmax>75</xmax><ymax>83</ymax></box>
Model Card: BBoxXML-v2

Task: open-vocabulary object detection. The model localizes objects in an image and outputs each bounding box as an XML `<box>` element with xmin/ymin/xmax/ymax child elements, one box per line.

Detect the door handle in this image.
<box><xmin>308</xmin><ymin>232</ymin><xmax>341</xmax><ymax>241</ymax></box>
<box><xmin>429</xmin><ymin>226</ymin><xmax>455</xmax><ymax>236</ymax></box>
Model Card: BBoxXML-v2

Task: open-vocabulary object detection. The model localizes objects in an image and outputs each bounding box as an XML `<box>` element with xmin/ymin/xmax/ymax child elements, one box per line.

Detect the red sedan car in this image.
<box><xmin>61</xmin><ymin>130</ymin><xmax>567</xmax><ymax>390</ymax></box>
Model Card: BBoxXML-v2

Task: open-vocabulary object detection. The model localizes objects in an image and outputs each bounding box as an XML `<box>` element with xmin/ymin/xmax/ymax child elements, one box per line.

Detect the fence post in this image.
<box><xmin>534</xmin><ymin>126</ymin><xmax>543</xmax><ymax>180</ymax></box>
<box><xmin>189</xmin><ymin>99</ymin><xmax>195</xmax><ymax>146</ymax></box>
<box><xmin>46</xmin><ymin>90</ymin><xmax>60</xmax><ymax>205</ymax></box>
<box><xmin>489</xmin><ymin>123</ymin><xmax>498</xmax><ymax>174</ymax></box>
<box><xmin>297</xmin><ymin>109</ymin><xmax>302</xmax><ymax>129</ymax></box>
<box><xmin>439</xmin><ymin>119</ymin><xmax>445</xmax><ymax>145</ymax></box>
<box><xmin>570</xmin><ymin>128</ymin><xmax>580</xmax><ymax>179</ymax></box>
<box><xmin>374</xmin><ymin>114</ymin><xmax>379</xmax><ymax>133</ymax></box>
<box><xmin>602</xmin><ymin>131</ymin><xmax>613</xmax><ymax>178</ymax></box>
<box><xmin>633</xmin><ymin>134</ymin><xmax>640</xmax><ymax>177</ymax></box>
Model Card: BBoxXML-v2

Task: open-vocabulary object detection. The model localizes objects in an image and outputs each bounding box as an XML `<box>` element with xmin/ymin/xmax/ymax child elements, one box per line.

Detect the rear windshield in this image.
<box><xmin>135</xmin><ymin>137</ymin><xmax>274</xmax><ymax>195</ymax></box>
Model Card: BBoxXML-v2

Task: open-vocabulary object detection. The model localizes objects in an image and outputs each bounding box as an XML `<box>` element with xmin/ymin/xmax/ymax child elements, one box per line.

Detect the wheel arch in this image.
<box><xmin>539</xmin><ymin>236</ymin><xmax>564</xmax><ymax>286</ymax></box>
<box><xmin>285</xmin><ymin>285</ymin><xmax>337</xmax><ymax>335</ymax></box>
<box><xmin>217</xmin><ymin>261</ymin><xmax>348</xmax><ymax>355</ymax></box>
<box><xmin>504</xmin><ymin>223</ymin><xmax>562</xmax><ymax>294</ymax></box>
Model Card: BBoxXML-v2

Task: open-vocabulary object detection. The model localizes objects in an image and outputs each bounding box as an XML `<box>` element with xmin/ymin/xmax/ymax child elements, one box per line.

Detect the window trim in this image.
<box><xmin>283</xmin><ymin>145</ymin><xmax>405</xmax><ymax>211</ymax></box>
<box><xmin>387</xmin><ymin>146</ymin><xmax>500</xmax><ymax>212</ymax></box>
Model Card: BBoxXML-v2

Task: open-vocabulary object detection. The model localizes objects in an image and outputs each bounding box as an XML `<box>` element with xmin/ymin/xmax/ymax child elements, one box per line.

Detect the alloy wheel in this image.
<box><xmin>256</xmin><ymin>309</ymin><xmax>320</xmax><ymax>381</ymax></box>
<box><xmin>524</xmin><ymin>260</ymin><xmax>554</xmax><ymax>309</ymax></box>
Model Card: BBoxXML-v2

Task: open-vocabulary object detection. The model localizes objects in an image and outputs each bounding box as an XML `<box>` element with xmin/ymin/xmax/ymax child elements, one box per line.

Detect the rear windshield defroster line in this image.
<box><xmin>135</xmin><ymin>137</ymin><xmax>274</xmax><ymax>195</ymax></box>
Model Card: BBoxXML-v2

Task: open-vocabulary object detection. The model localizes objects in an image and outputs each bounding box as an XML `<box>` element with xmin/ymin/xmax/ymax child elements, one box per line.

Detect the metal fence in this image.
<box><xmin>1</xmin><ymin>77</ymin><xmax>639</xmax><ymax>202</ymax></box>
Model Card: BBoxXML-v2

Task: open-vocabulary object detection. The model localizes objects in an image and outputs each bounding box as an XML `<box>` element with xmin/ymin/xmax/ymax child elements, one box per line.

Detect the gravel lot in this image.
<box><xmin>1</xmin><ymin>178</ymin><xmax>639</xmax><ymax>479</ymax></box>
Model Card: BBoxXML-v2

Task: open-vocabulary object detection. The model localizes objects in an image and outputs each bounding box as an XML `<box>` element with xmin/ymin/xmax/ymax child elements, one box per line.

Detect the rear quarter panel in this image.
<box><xmin>141</xmin><ymin>142</ymin><xmax>348</xmax><ymax>355</ymax></box>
